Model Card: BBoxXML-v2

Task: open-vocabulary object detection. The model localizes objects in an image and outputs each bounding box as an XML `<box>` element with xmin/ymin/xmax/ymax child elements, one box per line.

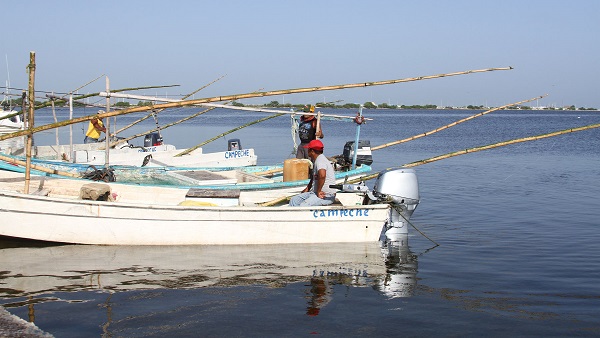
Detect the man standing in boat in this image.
<box><xmin>84</xmin><ymin>110</ymin><xmax>107</xmax><ymax>143</ymax></box>
<box><xmin>296</xmin><ymin>105</ymin><xmax>323</xmax><ymax>159</ymax></box>
<box><xmin>289</xmin><ymin>139</ymin><xmax>336</xmax><ymax>207</ymax></box>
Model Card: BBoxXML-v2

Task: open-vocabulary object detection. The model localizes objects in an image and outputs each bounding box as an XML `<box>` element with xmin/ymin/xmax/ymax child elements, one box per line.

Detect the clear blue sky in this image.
<box><xmin>3</xmin><ymin>0</ymin><xmax>599</xmax><ymax>108</ymax></box>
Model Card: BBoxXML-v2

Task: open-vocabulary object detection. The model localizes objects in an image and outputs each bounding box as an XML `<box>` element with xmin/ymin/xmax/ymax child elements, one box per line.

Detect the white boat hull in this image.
<box><xmin>3</xmin><ymin>143</ymin><xmax>258</xmax><ymax>168</ymax></box>
<box><xmin>73</xmin><ymin>145</ymin><xmax>258</xmax><ymax>168</ymax></box>
<box><xmin>0</xmin><ymin>189</ymin><xmax>392</xmax><ymax>245</ymax></box>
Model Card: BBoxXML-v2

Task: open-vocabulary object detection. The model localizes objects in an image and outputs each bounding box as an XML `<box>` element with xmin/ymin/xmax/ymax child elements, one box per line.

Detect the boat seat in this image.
<box><xmin>184</xmin><ymin>188</ymin><xmax>240</xmax><ymax>207</ymax></box>
<box><xmin>185</xmin><ymin>188</ymin><xmax>241</xmax><ymax>199</ymax></box>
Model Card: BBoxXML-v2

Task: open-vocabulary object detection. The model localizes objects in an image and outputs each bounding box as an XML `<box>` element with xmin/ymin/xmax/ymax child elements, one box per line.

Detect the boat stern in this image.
<box><xmin>372</xmin><ymin>168</ymin><xmax>420</xmax><ymax>241</ymax></box>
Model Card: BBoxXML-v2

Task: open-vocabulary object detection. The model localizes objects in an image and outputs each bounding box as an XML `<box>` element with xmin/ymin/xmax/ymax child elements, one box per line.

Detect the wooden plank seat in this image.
<box><xmin>185</xmin><ymin>188</ymin><xmax>241</xmax><ymax>199</ymax></box>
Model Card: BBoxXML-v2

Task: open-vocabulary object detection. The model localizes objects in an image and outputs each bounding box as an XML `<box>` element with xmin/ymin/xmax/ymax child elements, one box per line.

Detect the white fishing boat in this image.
<box><xmin>0</xmin><ymin>165</ymin><xmax>419</xmax><ymax>245</ymax></box>
<box><xmin>4</xmin><ymin>134</ymin><xmax>258</xmax><ymax>168</ymax></box>
<box><xmin>0</xmin><ymin>106</ymin><xmax>24</xmax><ymax>153</ymax></box>
<box><xmin>0</xmin><ymin>138</ymin><xmax>375</xmax><ymax>205</ymax></box>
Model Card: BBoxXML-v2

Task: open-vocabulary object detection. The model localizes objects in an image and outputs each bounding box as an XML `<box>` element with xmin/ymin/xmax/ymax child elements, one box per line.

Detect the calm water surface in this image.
<box><xmin>2</xmin><ymin>107</ymin><xmax>600</xmax><ymax>336</ymax></box>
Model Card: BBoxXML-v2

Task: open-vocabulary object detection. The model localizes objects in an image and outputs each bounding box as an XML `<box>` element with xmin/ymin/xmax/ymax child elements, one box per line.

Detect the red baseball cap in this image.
<box><xmin>303</xmin><ymin>139</ymin><xmax>324</xmax><ymax>151</ymax></box>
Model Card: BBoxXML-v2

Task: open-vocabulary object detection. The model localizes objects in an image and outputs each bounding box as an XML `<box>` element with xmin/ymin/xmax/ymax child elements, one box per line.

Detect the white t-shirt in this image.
<box><xmin>312</xmin><ymin>154</ymin><xmax>336</xmax><ymax>196</ymax></box>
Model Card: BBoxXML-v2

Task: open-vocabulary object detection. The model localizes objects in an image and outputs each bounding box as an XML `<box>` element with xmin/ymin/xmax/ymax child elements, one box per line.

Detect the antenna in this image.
<box><xmin>5</xmin><ymin>54</ymin><xmax>11</xmax><ymax>108</ymax></box>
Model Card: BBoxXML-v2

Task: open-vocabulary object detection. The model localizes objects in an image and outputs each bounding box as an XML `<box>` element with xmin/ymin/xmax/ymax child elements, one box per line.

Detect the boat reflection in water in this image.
<box><xmin>304</xmin><ymin>236</ymin><xmax>418</xmax><ymax>316</ymax></box>
<box><xmin>377</xmin><ymin>236</ymin><xmax>419</xmax><ymax>299</ymax></box>
<box><xmin>0</xmin><ymin>235</ymin><xmax>417</xmax><ymax>321</ymax></box>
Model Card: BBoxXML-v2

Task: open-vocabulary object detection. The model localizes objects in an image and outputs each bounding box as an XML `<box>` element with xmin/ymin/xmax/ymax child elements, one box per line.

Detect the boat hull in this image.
<box><xmin>0</xmin><ymin>190</ymin><xmax>390</xmax><ymax>245</ymax></box>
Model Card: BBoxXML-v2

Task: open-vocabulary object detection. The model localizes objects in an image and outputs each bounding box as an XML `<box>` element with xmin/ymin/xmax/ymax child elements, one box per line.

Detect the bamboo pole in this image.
<box><xmin>0</xmin><ymin>66</ymin><xmax>513</xmax><ymax>142</ymax></box>
<box><xmin>49</xmin><ymin>94</ymin><xmax>59</xmax><ymax>147</ymax></box>
<box><xmin>69</xmin><ymin>94</ymin><xmax>74</xmax><ymax>161</ymax></box>
<box><xmin>104</xmin><ymin>77</ymin><xmax>111</xmax><ymax>167</ymax></box>
<box><xmin>175</xmin><ymin>113</ymin><xmax>286</xmax><ymax>156</ymax></box>
<box><xmin>110</xmin><ymin>75</ymin><xmax>225</xmax><ymax>137</ymax></box>
<box><xmin>401</xmin><ymin>122</ymin><xmax>600</xmax><ymax>168</ymax></box>
<box><xmin>259</xmin><ymin>195</ymin><xmax>292</xmax><ymax>207</ymax></box>
<box><xmin>0</xmin><ymin>153</ymin><xmax>79</xmax><ymax>177</ymax></box>
<box><xmin>24</xmin><ymin>52</ymin><xmax>36</xmax><ymax>194</ymax></box>
<box><xmin>100</xmin><ymin>92</ymin><xmax>372</xmax><ymax>121</ymax></box>
<box><xmin>0</xmin><ymin>84</ymin><xmax>181</xmax><ymax>124</ymax></box>
<box><xmin>32</xmin><ymin>84</ymin><xmax>181</xmax><ymax>110</ymax></box>
<box><xmin>371</xmin><ymin>95</ymin><xmax>546</xmax><ymax>151</ymax></box>
<box><xmin>342</xmin><ymin>122</ymin><xmax>600</xmax><ymax>184</ymax></box>
<box><xmin>101</xmin><ymin>106</ymin><xmax>218</xmax><ymax>149</ymax></box>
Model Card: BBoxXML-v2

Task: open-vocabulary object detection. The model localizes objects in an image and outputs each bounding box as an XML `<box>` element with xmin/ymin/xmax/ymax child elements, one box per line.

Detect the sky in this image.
<box><xmin>2</xmin><ymin>0</ymin><xmax>599</xmax><ymax>108</ymax></box>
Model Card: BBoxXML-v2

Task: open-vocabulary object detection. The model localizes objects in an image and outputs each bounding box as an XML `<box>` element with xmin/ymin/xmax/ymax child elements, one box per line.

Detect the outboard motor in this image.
<box><xmin>144</xmin><ymin>132</ymin><xmax>163</xmax><ymax>147</ymax></box>
<box><xmin>372</xmin><ymin>168</ymin><xmax>420</xmax><ymax>241</ymax></box>
<box><xmin>343</xmin><ymin>140</ymin><xmax>373</xmax><ymax>166</ymax></box>
<box><xmin>330</xmin><ymin>167</ymin><xmax>419</xmax><ymax>242</ymax></box>
<box><xmin>228</xmin><ymin>138</ymin><xmax>242</xmax><ymax>151</ymax></box>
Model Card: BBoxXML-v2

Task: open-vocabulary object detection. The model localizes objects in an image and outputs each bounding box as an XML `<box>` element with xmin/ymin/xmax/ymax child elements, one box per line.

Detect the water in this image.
<box><xmin>2</xmin><ymin>107</ymin><xmax>600</xmax><ymax>336</ymax></box>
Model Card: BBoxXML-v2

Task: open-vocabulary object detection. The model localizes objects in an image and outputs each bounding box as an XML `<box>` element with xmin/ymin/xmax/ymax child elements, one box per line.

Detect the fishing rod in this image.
<box><xmin>0</xmin><ymin>66</ymin><xmax>513</xmax><ymax>141</ymax></box>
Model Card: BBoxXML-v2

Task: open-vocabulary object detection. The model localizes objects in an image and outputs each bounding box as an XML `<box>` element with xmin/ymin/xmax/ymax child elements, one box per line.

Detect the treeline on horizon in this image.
<box><xmin>5</xmin><ymin>97</ymin><xmax>598</xmax><ymax>112</ymax></box>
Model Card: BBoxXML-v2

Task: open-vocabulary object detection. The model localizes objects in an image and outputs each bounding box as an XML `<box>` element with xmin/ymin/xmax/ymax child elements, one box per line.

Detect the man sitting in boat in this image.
<box><xmin>296</xmin><ymin>105</ymin><xmax>323</xmax><ymax>159</ymax></box>
<box><xmin>289</xmin><ymin>139</ymin><xmax>336</xmax><ymax>207</ymax></box>
<box><xmin>84</xmin><ymin>110</ymin><xmax>107</xmax><ymax>143</ymax></box>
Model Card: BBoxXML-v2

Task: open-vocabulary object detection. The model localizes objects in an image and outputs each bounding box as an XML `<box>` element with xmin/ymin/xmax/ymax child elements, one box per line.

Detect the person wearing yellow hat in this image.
<box><xmin>296</xmin><ymin>105</ymin><xmax>323</xmax><ymax>159</ymax></box>
<box><xmin>289</xmin><ymin>139</ymin><xmax>336</xmax><ymax>207</ymax></box>
<box><xmin>84</xmin><ymin>110</ymin><xmax>107</xmax><ymax>143</ymax></box>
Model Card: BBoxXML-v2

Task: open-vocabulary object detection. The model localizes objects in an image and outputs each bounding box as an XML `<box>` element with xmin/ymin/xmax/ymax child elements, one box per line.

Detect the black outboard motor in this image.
<box><xmin>342</xmin><ymin>140</ymin><xmax>373</xmax><ymax>166</ymax></box>
<box><xmin>228</xmin><ymin>139</ymin><xmax>242</xmax><ymax>151</ymax></box>
<box><xmin>144</xmin><ymin>132</ymin><xmax>163</xmax><ymax>147</ymax></box>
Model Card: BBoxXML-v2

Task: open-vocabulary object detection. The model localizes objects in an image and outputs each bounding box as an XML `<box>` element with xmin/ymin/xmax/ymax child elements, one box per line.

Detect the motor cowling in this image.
<box><xmin>144</xmin><ymin>133</ymin><xmax>163</xmax><ymax>147</ymax></box>
<box><xmin>373</xmin><ymin>168</ymin><xmax>420</xmax><ymax>219</ymax></box>
<box><xmin>343</xmin><ymin>140</ymin><xmax>373</xmax><ymax>166</ymax></box>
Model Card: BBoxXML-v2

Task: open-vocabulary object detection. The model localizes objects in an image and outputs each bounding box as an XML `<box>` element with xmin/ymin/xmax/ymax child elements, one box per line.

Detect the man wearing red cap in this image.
<box><xmin>289</xmin><ymin>139</ymin><xmax>336</xmax><ymax>207</ymax></box>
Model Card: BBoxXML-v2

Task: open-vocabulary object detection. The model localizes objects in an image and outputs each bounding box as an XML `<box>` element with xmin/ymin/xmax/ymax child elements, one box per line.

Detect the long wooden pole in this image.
<box><xmin>0</xmin><ymin>66</ymin><xmax>513</xmax><ymax>142</ymax></box>
<box><xmin>342</xmin><ymin>122</ymin><xmax>600</xmax><ymax>184</ymax></box>
<box><xmin>0</xmin><ymin>84</ymin><xmax>181</xmax><ymax>124</ymax></box>
<box><xmin>32</xmin><ymin>84</ymin><xmax>181</xmax><ymax>110</ymax></box>
<box><xmin>110</xmin><ymin>75</ymin><xmax>225</xmax><ymax>137</ymax></box>
<box><xmin>24</xmin><ymin>52</ymin><xmax>36</xmax><ymax>194</ymax></box>
<box><xmin>0</xmin><ymin>153</ymin><xmax>79</xmax><ymax>177</ymax></box>
<box><xmin>175</xmin><ymin>113</ymin><xmax>286</xmax><ymax>156</ymax></box>
<box><xmin>100</xmin><ymin>92</ymin><xmax>371</xmax><ymax>121</ymax></box>
<box><xmin>101</xmin><ymin>106</ymin><xmax>218</xmax><ymax>149</ymax></box>
<box><xmin>104</xmin><ymin>76</ymin><xmax>111</xmax><ymax>167</ymax></box>
<box><xmin>371</xmin><ymin>95</ymin><xmax>546</xmax><ymax>151</ymax></box>
<box><xmin>402</xmin><ymin>122</ymin><xmax>600</xmax><ymax>168</ymax></box>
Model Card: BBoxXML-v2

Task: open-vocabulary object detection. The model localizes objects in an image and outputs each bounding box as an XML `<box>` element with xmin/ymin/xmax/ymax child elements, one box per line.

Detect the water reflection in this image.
<box><xmin>0</xmin><ymin>236</ymin><xmax>418</xmax><ymax>323</ymax></box>
<box><xmin>377</xmin><ymin>237</ymin><xmax>419</xmax><ymax>299</ymax></box>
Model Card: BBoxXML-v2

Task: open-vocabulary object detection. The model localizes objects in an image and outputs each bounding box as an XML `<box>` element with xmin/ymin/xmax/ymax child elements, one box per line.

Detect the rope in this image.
<box><xmin>392</xmin><ymin>204</ymin><xmax>439</xmax><ymax>246</ymax></box>
<box><xmin>290</xmin><ymin>112</ymin><xmax>299</xmax><ymax>156</ymax></box>
<box><xmin>82</xmin><ymin>165</ymin><xmax>116</xmax><ymax>182</ymax></box>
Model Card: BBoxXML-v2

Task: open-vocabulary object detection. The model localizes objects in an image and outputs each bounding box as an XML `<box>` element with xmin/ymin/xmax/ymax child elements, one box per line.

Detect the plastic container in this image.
<box><xmin>283</xmin><ymin>158</ymin><xmax>310</xmax><ymax>182</ymax></box>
